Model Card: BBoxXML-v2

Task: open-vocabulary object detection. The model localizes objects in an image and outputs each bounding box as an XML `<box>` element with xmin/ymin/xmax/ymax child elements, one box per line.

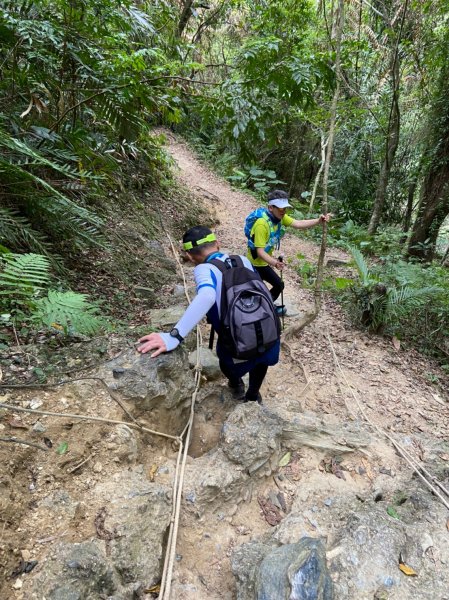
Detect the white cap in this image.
<box><xmin>268</xmin><ymin>198</ymin><xmax>292</xmax><ymax>209</ymax></box>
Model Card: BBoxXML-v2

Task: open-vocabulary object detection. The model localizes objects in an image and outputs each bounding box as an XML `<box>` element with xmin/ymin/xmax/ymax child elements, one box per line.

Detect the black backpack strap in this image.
<box><xmin>208</xmin><ymin>326</ymin><xmax>215</xmax><ymax>350</ymax></box>
<box><xmin>228</xmin><ymin>255</ymin><xmax>245</xmax><ymax>268</ymax></box>
<box><xmin>209</xmin><ymin>258</ymin><xmax>228</xmax><ymax>272</ymax></box>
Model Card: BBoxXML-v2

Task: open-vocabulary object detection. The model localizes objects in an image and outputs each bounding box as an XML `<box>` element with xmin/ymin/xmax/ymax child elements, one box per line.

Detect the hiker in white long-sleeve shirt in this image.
<box><xmin>137</xmin><ymin>226</ymin><xmax>280</xmax><ymax>403</ymax></box>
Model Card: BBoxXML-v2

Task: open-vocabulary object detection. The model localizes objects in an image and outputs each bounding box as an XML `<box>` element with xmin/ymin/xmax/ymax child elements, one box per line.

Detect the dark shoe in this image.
<box><xmin>244</xmin><ymin>392</ymin><xmax>262</xmax><ymax>404</ymax></box>
<box><xmin>228</xmin><ymin>378</ymin><xmax>245</xmax><ymax>399</ymax></box>
<box><xmin>275</xmin><ymin>304</ymin><xmax>287</xmax><ymax>316</ymax></box>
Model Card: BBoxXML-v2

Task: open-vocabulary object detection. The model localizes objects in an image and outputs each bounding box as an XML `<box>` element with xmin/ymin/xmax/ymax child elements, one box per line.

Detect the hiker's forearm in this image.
<box><xmin>172</xmin><ymin>287</ymin><xmax>216</xmax><ymax>340</ymax></box>
<box><xmin>291</xmin><ymin>217</ymin><xmax>321</xmax><ymax>230</ymax></box>
<box><xmin>256</xmin><ymin>248</ymin><xmax>278</xmax><ymax>266</ymax></box>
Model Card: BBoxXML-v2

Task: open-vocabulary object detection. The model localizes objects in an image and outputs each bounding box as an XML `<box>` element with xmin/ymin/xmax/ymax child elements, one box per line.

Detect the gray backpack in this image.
<box><xmin>210</xmin><ymin>256</ymin><xmax>280</xmax><ymax>360</ymax></box>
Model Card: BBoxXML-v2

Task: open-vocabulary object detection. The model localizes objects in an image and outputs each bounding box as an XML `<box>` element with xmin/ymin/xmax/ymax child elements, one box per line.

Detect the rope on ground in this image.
<box><xmin>158</xmin><ymin>230</ymin><xmax>203</xmax><ymax>600</ymax></box>
<box><xmin>0</xmin><ymin>402</ymin><xmax>179</xmax><ymax>442</ymax></box>
<box><xmin>0</xmin><ymin>376</ymin><xmax>141</xmax><ymax>427</ymax></box>
<box><xmin>325</xmin><ymin>331</ymin><xmax>449</xmax><ymax>511</ymax></box>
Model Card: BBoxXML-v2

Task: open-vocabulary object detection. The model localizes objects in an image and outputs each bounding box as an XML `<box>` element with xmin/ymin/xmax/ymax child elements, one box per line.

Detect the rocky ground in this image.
<box><xmin>0</xmin><ymin>133</ymin><xmax>448</xmax><ymax>600</ymax></box>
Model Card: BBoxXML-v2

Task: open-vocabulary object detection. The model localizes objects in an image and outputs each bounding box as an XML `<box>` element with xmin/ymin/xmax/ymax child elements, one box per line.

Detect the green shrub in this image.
<box><xmin>334</xmin><ymin>247</ymin><xmax>448</xmax><ymax>364</ymax></box>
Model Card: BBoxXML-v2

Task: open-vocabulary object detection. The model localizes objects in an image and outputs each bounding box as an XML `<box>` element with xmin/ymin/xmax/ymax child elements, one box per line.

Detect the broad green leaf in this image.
<box><xmin>278</xmin><ymin>452</ymin><xmax>291</xmax><ymax>467</ymax></box>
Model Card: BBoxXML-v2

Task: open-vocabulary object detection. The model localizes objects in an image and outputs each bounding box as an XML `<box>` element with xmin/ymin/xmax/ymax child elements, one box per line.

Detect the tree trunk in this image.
<box><xmin>406</xmin><ymin>59</ymin><xmax>449</xmax><ymax>263</ymax></box>
<box><xmin>177</xmin><ymin>0</ymin><xmax>194</xmax><ymax>37</ymax></box>
<box><xmin>403</xmin><ymin>179</ymin><xmax>417</xmax><ymax>234</ymax></box>
<box><xmin>406</xmin><ymin>169</ymin><xmax>449</xmax><ymax>261</ymax></box>
<box><xmin>367</xmin><ymin>51</ymin><xmax>401</xmax><ymax>234</ymax></box>
<box><xmin>367</xmin><ymin>0</ymin><xmax>410</xmax><ymax>235</ymax></box>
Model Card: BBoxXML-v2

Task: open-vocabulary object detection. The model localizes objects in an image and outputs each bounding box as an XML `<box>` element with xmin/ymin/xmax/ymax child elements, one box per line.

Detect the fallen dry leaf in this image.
<box><xmin>361</xmin><ymin>457</ymin><xmax>375</xmax><ymax>480</ymax></box>
<box><xmin>8</xmin><ymin>418</ymin><xmax>28</xmax><ymax>430</ymax></box>
<box><xmin>148</xmin><ymin>464</ymin><xmax>158</xmax><ymax>482</ymax></box>
<box><xmin>399</xmin><ymin>563</ymin><xmax>417</xmax><ymax>576</ymax></box>
<box><xmin>257</xmin><ymin>495</ymin><xmax>282</xmax><ymax>526</ymax></box>
<box><xmin>144</xmin><ymin>583</ymin><xmax>161</xmax><ymax>594</ymax></box>
<box><xmin>392</xmin><ymin>336</ymin><xmax>401</xmax><ymax>350</ymax></box>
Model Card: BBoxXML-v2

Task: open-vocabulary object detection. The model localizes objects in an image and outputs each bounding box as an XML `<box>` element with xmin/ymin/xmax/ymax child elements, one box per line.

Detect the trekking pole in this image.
<box><xmin>278</xmin><ymin>254</ymin><xmax>285</xmax><ymax>331</ymax></box>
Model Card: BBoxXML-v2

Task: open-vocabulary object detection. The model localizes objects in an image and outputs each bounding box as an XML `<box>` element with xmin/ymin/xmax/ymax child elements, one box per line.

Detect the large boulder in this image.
<box><xmin>25</xmin><ymin>540</ymin><xmax>120</xmax><ymax>600</ymax></box>
<box><xmin>100</xmin><ymin>346</ymin><xmax>196</xmax><ymax>434</ymax></box>
<box><xmin>232</xmin><ymin>538</ymin><xmax>333</xmax><ymax>600</ymax></box>
<box><xmin>96</xmin><ymin>469</ymin><xmax>172</xmax><ymax>587</ymax></box>
<box><xmin>221</xmin><ymin>403</ymin><xmax>283</xmax><ymax>472</ymax></box>
<box><xmin>183</xmin><ymin>404</ymin><xmax>284</xmax><ymax>514</ymax></box>
<box><xmin>24</xmin><ymin>467</ymin><xmax>172</xmax><ymax>599</ymax></box>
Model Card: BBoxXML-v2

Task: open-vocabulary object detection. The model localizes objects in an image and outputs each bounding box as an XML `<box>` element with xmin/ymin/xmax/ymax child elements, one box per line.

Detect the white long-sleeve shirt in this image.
<box><xmin>160</xmin><ymin>253</ymin><xmax>254</xmax><ymax>351</ymax></box>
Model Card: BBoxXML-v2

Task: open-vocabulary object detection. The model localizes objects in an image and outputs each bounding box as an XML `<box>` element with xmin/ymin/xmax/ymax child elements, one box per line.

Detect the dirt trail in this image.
<box><xmin>165</xmin><ymin>132</ymin><xmax>449</xmax><ymax>433</ymax></box>
<box><xmin>159</xmin><ymin>135</ymin><xmax>449</xmax><ymax>598</ymax></box>
<box><xmin>1</xmin><ymin>133</ymin><xmax>448</xmax><ymax>600</ymax></box>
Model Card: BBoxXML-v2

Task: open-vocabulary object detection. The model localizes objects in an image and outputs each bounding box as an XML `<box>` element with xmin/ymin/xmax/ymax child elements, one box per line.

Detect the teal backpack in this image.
<box><xmin>244</xmin><ymin>208</ymin><xmax>285</xmax><ymax>254</ymax></box>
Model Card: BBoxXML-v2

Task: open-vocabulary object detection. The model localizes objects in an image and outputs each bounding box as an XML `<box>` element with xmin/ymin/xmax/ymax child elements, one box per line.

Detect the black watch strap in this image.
<box><xmin>169</xmin><ymin>328</ymin><xmax>184</xmax><ymax>343</ymax></box>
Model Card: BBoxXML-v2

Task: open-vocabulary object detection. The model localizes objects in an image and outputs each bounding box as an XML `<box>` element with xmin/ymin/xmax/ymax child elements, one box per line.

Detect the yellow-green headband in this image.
<box><xmin>183</xmin><ymin>233</ymin><xmax>217</xmax><ymax>251</ymax></box>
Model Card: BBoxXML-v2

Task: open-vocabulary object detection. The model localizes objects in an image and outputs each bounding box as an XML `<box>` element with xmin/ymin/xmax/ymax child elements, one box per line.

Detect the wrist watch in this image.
<box><xmin>169</xmin><ymin>328</ymin><xmax>184</xmax><ymax>343</ymax></box>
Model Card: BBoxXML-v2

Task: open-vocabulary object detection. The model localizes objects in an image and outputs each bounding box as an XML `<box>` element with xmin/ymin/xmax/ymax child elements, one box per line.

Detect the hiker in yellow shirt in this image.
<box><xmin>246</xmin><ymin>190</ymin><xmax>331</xmax><ymax>314</ymax></box>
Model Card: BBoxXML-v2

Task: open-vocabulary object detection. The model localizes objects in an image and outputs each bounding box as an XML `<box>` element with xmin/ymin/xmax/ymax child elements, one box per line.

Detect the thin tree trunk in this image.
<box><xmin>309</xmin><ymin>132</ymin><xmax>327</xmax><ymax>212</ymax></box>
<box><xmin>367</xmin><ymin>43</ymin><xmax>401</xmax><ymax>234</ymax></box>
<box><xmin>403</xmin><ymin>180</ymin><xmax>417</xmax><ymax>233</ymax></box>
<box><xmin>284</xmin><ymin>0</ymin><xmax>344</xmax><ymax>340</ymax></box>
<box><xmin>406</xmin><ymin>180</ymin><xmax>449</xmax><ymax>261</ymax></box>
<box><xmin>177</xmin><ymin>0</ymin><xmax>194</xmax><ymax>37</ymax></box>
<box><xmin>367</xmin><ymin>0</ymin><xmax>409</xmax><ymax>235</ymax></box>
<box><xmin>407</xmin><ymin>89</ymin><xmax>449</xmax><ymax>261</ymax></box>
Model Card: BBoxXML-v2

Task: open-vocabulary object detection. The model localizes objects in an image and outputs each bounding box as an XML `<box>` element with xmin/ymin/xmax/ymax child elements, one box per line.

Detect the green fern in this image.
<box><xmin>33</xmin><ymin>290</ymin><xmax>108</xmax><ymax>336</ymax></box>
<box><xmin>0</xmin><ymin>253</ymin><xmax>51</xmax><ymax>296</ymax></box>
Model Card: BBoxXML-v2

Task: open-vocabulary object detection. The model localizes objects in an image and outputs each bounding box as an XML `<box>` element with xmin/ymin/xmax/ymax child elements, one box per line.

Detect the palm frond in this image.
<box><xmin>0</xmin><ymin>206</ymin><xmax>51</xmax><ymax>254</ymax></box>
<box><xmin>0</xmin><ymin>159</ymin><xmax>105</xmax><ymax>247</ymax></box>
<box><xmin>348</xmin><ymin>245</ymin><xmax>372</xmax><ymax>285</ymax></box>
<box><xmin>96</xmin><ymin>95</ymin><xmax>142</xmax><ymax>141</ymax></box>
<box><xmin>0</xmin><ymin>129</ymin><xmax>100</xmax><ymax>182</ymax></box>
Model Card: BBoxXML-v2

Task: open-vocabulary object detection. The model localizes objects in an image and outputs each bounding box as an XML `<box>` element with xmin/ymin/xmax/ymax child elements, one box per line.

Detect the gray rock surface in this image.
<box><xmin>183</xmin><ymin>404</ymin><xmax>284</xmax><ymax>513</ymax></box>
<box><xmin>231</xmin><ymin>540</ymin><xmax>272</xmax><ymax>600</ymax></box>
<box><xmin>280</xmin><ymin>412</ymin><xmax>370</xmax><ymax>453</ymax></box>
<box><xmin>329</xmin><ymin>501</ymin><xmax>449</xmax><ymax>599</ymax></box>
<box><xmin>148</xmin><ymin>305</ymin><xmax>187</xmax><ymax>328</ymax></box>
<box><xmin>100</xmin><ymin>346</ymin><xmax>196</xmax><ymax>434</ymax></box>
<box><xmin>221</xmin><ymin>403</ymin><xmax>282</xmax><ymax>470</ymax></box>
<box><xmin>232</xmin><ymin>538</ymin><xmax>332</xmax><ymax>600</ymax></box>
<box><xmin>27</xmin><ymin>540</ymin><xmax>120</xmax><ymax>600</ymax></box>
<box><xmin>25</xmin><ymin>468</ymin><xmax>172</xmax><ymax>600</ymax></box>
<box><xmin>183</xmin><ymin>448</ymin><xmax>248</xmax><ymax>513</ymax></box>
<box><xmin>256</xmin><ymin>538</ymin><xmax>333</xmax><ymax>600</ymax></box>
<box><xmin>99</xmin><ymin>470</ymin><xmax>172</xmax><ymax>586</ymax></box>
<box><xmin>189</xmin><ymin>347</ymin><xmax>221</xmax><ymax>380</ymax></box>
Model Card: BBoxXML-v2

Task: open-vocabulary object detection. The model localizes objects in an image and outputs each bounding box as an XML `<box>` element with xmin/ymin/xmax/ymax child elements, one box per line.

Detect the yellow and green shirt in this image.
<box><xmin>247</xmin><ymin>214</ymin><xmax>294</xmax><ymax>267</ymax></box>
